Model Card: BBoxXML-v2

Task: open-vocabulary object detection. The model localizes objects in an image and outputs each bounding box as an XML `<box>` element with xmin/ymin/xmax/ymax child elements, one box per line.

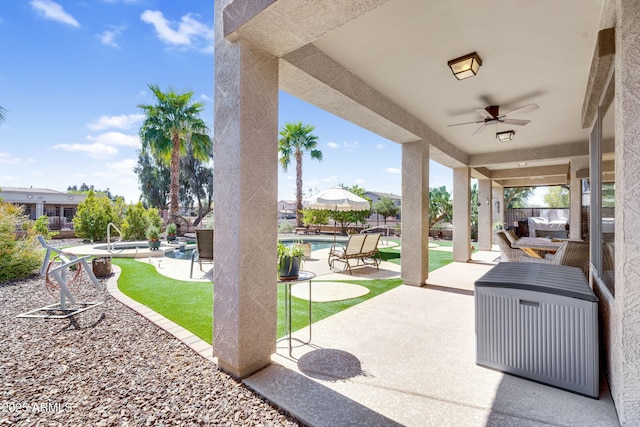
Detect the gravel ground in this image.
<box><xmin>0</xmin><ymin>257</ymin><xmax>300</xmax><ymax>426</ymax></box>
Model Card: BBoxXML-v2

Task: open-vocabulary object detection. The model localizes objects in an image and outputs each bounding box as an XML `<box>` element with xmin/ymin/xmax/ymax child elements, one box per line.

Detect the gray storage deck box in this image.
<box><xmin>475</xmin><ymin>263</ymin><xmax>599</xmax><ymax>398</ymax></box>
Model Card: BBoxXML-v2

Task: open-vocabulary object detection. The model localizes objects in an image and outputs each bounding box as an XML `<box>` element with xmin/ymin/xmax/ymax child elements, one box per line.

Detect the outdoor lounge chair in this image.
<box><xmin>190</xmin><ymin>228</ymin><xmax>214</xmax><ymax>278</ymax></box>
<box><xmin>520</xmin><ymin>240</ymin><xmax>590</xmax><ymax>278</ymax></box>
<box><xmin>495</xmin><ymin>230</ymin><xmax>523</xmax><ymax>262</ymax></box>
<box><xmin>328</xmin><ymin>233</ymin><xmax>382</xmax><ymax>274</ymax></box>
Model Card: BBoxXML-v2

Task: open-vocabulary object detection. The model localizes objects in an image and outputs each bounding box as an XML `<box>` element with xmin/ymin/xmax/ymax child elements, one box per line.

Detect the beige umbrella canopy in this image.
<box><xmin>303</xmin><ymin>187</ymin><xmax>370</xmax><ymax>240</ymax></box>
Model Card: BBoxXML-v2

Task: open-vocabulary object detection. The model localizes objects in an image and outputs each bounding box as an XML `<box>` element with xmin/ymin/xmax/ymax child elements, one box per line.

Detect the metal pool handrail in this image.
<box><xmin>107</xmin><ymin>222</ymin><xmax>123</xmax><ymax>252</ymax></box>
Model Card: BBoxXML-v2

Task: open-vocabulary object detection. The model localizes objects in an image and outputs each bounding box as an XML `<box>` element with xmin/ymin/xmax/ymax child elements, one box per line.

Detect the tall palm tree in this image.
<box><xmin>0</xmin><ymin>106</ymin><xmax>7</xmax><ymax>125</ymax></box>
<box><xmin>138</xmin><ymin>84</ymin><xmax>211</xmax><ymax>221</ymax></box>
<box><xmin>278</xmin><ymin>121</ymin><xmax>322</xmax><ymax>227</ymax></box>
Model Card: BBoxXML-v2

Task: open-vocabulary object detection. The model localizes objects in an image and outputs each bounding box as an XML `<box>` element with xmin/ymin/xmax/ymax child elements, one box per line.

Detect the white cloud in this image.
<box><xmin>376</xmin><ymin>143</ymin><xmax>385</xmax><ymax>150</ymax></box>
<box><xmin>200</xmin><ymin>93</ymin><xmax>212</xmax><ymax>102</ymax></box>
<box><xmin>0</xmin><ymin>152</ymin><xmax>20</xmax><ymax>164</ymax></box>
<box><xmin>87</xmin><ymin>114</ymin><xmax>144</xmax><ymax>130</ymax></box>
<box><xmin>53</xmin><ymin>143</ymin><xmax>118</xmax><ymax>158</ymax></box>
<box><xmin>0</xmin><ymin>175</ymin><xmax>17</xmax><ymax>181</ymax></box>
<box><xmin>52</xmin><ymin>132</ymin><xmax>139</xmax><ymax>158</ymax></box>
<box><xmin>30</xmin><ymin>0</ymin><xmax>80</xmax><ymax>27</ymax></box>
<box><xmin>326</xmin><ymin>141</ymin><xmax>339</xmax><ymax>148</ymax></box>
<box><xmin>343</xmin><ymin>141</ymin><xmax>359</xmax><ymax>150</ymax></box>
<box><xmin>98</xmin><ymin>25</ymin><xmax>126</xmax><ymax>48</ymax></box>
<box><xmin>354</xmin><ymin>178</ymin><xmax>366</xmax><ymax>184</ymax></box>
<box><xmin>86</xmin><ymin>132</ymin><xmax>140</xmax><ymax>148</ymax></box>
<box><xmin>141</xmin><ymin>10</ymin><xmax>213</xmax><ymax>52</ymax></box>
<box><xmin>386</xmin><ymin>167</ymin><xmax>401</xmax><ymax>174</ymax></box>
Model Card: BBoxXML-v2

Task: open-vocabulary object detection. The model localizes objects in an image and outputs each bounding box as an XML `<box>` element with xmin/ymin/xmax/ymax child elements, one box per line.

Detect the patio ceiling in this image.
<box><xmin>225</xmin><ymin>0</ymin><xmax>606</xmax><ymax>186</ymax></box>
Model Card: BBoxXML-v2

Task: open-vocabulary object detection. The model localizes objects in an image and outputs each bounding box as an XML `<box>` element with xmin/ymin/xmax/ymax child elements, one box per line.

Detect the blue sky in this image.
<box><xmin>0</xmin><ymin>0</ymin><xmax>452</xmax><ymax>204</ymax></box>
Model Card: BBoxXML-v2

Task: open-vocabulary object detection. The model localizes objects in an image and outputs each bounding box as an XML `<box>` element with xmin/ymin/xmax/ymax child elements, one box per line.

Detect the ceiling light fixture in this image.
<box><xmin>447</xmin><ymin>52</ymin><xmax>482</xmax><ymax>80</ymax></box>
<box><xmin>496</xmin><ymin>130</ymin><xmax>515</xmax><ymax>142</ymax></box>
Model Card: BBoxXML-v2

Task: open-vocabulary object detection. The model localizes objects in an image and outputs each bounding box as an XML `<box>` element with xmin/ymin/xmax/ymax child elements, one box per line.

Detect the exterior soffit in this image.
<box><xmin>281</xmin><ymin>44</ymin><xmax>469</xmax><ymax>167</ymax></box>
<box><xmin>223</xmin><ymin>0</ymin><xmax>390</xmax><ymax>57</ymax></box>
<box><xmin>468</xmin><ymin>140</ymin><xmax>589</xmax><ymax>168</ymax></box>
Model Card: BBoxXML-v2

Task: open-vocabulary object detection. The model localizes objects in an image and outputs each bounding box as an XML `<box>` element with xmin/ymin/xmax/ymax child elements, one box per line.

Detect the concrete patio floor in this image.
<box><xmin>245</xmin><ymin>250</ymin><xmax>620</xmax><ymax>427</ymax></box>
<box><xmin>102</xmin><ymin>242</ymin><xmax>619</xmax><ymax>426</ymax></box>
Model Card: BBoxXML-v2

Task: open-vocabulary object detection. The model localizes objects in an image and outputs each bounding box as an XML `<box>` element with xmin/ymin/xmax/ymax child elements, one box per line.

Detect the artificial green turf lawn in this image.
<box><xmin>113</xmin><ymin>243</ymin><xmax>454</xmax><ymax>345</ymax></box>
<box><xmin>112</xmin><ymin>259</ymin><xmax>213</xmax><ymax>343</ymax></box>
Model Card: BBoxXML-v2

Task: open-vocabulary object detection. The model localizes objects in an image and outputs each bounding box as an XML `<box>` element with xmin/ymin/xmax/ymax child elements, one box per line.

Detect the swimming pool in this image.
<box><xmin>164</xmin><ymin>237</ymin><xmax>345</xmax><ymax>259</ymax></box>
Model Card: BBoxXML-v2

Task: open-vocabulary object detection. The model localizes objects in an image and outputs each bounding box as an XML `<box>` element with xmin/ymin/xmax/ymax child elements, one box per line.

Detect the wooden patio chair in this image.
<box><xmin>190</xmin><ymin>229</ymin><xmax>214</xmax><ymax>278</ymax></box>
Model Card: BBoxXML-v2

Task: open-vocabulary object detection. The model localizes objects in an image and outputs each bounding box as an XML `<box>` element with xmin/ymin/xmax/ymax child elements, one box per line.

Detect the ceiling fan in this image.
<box><xmin>448</xmin><ymin>103</ymin><xmax>539</xmax><ymax>135</ymax></box>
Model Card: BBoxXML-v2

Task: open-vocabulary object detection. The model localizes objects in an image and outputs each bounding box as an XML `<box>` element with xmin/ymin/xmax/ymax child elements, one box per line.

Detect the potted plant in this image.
<box><xmin>146</xmin><ymin>225</ymin><xmax>161</xmax><ymax>251</ymax></box>
<box><xmin>277</xmin><ymin>241</ymin><xmax>305</xmax><ymax>280</ymax></box>
<box><xmin>166</xmin><ymin>222</ymin><xmax>177</xmax><ymax>242</ymax></box>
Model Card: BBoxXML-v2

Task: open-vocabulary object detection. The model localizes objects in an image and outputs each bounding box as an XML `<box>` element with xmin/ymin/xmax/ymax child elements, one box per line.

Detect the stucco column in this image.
<box><xmin>213</xmin><ymin>1</ymin><xmax>279</xmax><ymax>378</ymax></box>
<box><xmin>613</xmin><ymin>1</ymin><xmax>640</xmax><ymax>423</ymax></box>
<box><xmin>477</xmin><ymin>179</ymin><xmax>493</xmax><ymax>251</ymax></box>
<box><xmin>401</xmin><ymin>142</ymin><xmax>429</xmax><ymax>286</ymax></box>
<box><xmin>569</xmin><ymin>157</ymin><xmax>587</xmax><ymax>240</ymax></box>
<box><xmin>492</xmin><ymin>183</ymin><xmax>505</xmax><ymax>231</ymax></box>
<box><xmin>452</xmin><ymin>167</ymin><xmax>471</xmax><ymax>262</ymax></box>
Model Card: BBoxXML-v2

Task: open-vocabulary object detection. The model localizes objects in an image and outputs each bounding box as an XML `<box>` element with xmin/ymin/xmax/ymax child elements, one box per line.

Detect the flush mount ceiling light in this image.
<box><xmin>496</xmin><ymin>130</ymin><xmax>515</xmax><ymax>142</ymax></box>
<box><xmin>447</xmin><ymin>52</ymin><xmax>482</xmax><ymax>80</ymax></box>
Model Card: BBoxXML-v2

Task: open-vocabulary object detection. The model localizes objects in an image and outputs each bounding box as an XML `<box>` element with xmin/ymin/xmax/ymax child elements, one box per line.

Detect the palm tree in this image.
<box><xmin>278</xmin><ymin>122</ymin><xmax>322</xmax><ymax>227</ymax></box>
<box><xmin>138</xmin><ymin>84</ymin><xmax>211</xmax><ymax>221</ymax></box>
<box><xmin>0</xmin><ymin>105</ymin><xmax>7</xmax><ymax>125</ymax></box>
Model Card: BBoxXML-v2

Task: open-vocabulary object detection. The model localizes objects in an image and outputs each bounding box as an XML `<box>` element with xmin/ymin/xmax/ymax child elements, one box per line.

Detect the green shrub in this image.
<box><xmin>34</xmin><ymin>215</ymin><xmax>58</xmax><ymax>239</ymax></box>
<box><xmin>279</xmin><ymin>222</ymin><xmax>294</xmax><ymax>233</ymax></box>
<box><xmin>72</xmin><ymin>190</ymin><xmax>119</xmax><ymax>242</ymax></box>
<box><xmin>120</xmin><ymin>203</ymin><xmax>164</xmax><ymax>241</ymax></box>
<box><xmin>121</xmin><ymin>202</ymin><xmax>148</xmax><ymax>240</ymax></box>
<box><xmin>0</xmin><ymin>201</ymin><xmax>42</xmax><ymax>282</ymax></box>
<box><xmin>145</xmin><ymin>207</ymin><xmax>162</xmax><ymax>229</ymax></box>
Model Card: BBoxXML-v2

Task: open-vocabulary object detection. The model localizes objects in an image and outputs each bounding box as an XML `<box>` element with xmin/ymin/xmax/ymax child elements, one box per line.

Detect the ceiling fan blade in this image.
<box><xmin>447</xmin><ymin>120</ymin><xmax>484</xmax><ymax>127</ymax></box>
<box><xmin>474</xmin><ymin>108</ymin><xmax>494</xmax><ymax>119</ymax></box>
<box><xmin>472</xmin><ymin>124</ymin><xmax>487</xmax><ymax>135</ymax></box>
<box><xmin>501</xmin><ymin>103</ymin><xmax>539</xmax><ymax>118</ymax></box>
<box><xmin>501</xmin><ymin>118</ymin><xmax>530</xmax><ymax>126</ymax></box>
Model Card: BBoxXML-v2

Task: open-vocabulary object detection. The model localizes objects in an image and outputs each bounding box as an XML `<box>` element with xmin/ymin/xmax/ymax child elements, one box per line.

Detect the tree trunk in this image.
<box><xmin>169</xmin><ymin>134</ymin><xmax>181</xmax><ymax>221</ymax></box>
<box><xmin>295</xmin><ymin>149</ymin><xmax>303</xmax><ymax>228</ymax></box>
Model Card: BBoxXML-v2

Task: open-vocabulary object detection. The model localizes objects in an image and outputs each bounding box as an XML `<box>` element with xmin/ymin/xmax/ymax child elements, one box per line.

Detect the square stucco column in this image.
<box><xmin>452</xmin><ymin>167</ymin><xmax>471</xmax><ymax>262</ymax></box>
<box><xmin>213</xmin><ymin>3</ymin><xmax>278</xmax><ymax>378</ymax></box>
<box><xmin>477</xmin><ymin>179</ymin><xmax>493</xmax><ymax>251</ymax></box>
<box><xmin>613</xmin><ymin>1</ymin><xmax>640</xmax><ymax>423</ymax></box>
<box><xmin>401</xmin><ymin>142</ymin><xmax>429</xmax><ymax>286</ymax></box>
<box><xmin>569</xmin><ymin>157</ymin><xmax>587</xmax><ymax>240</ymax></box>
<box><xmin>492</xmin><ymin>183</ymin><xmax>504</xmax><ymax>230</ymax></box>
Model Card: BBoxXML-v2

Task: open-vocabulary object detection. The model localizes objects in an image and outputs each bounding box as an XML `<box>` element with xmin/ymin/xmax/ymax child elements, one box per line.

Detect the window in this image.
<box><xmin>590</xmin><ymin>77</ymin><xmax>615</xmax><ymax>296</ymax></box>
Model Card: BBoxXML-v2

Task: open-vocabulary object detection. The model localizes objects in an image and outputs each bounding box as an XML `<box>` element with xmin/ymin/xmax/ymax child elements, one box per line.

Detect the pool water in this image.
<box><xmin>165</xmin><ymin>248</ymin><xmax>196</xmax><ymax>259</ymax></box>
<box><xmin>165</xmin><ymin>239</ymin><xmax>339</xmax><ymax>259</ymax></box>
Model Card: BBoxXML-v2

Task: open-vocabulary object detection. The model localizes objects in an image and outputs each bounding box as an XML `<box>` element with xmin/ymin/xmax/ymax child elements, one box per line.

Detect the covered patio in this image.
<box><xmin>213</xmin><ymin>0</ymin><xmax>639</xmax><ymax>424</ymax></box>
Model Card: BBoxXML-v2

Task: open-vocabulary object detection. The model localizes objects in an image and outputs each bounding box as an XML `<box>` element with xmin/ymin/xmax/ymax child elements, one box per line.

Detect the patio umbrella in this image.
<box><xmin>302</xmin><ymin>187</ymin><xmax>371</xmax><ymax>241</ymax></box>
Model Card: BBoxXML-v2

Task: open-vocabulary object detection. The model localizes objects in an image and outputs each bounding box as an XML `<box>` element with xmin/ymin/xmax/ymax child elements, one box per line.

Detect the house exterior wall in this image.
<box><xmin>0</xmin><ymin>187</ymin><xmax>86</xmax><ymax>228</ymax></box>
<box><xmin>611</xmin><ymin>0</ymin><xmax>640</xmax><ymax>423</ymax></box>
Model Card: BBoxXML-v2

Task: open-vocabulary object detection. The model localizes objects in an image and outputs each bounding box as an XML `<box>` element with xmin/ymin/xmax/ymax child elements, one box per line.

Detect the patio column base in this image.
<box><xmin>217</xmin><ymin>356</ymin><xmax>272</xmax><ymax>379</ymax></box>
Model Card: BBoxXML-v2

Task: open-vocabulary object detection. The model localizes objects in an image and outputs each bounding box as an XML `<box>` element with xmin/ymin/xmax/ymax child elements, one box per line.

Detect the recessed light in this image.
<box><xmin>518</xmin><ymin>162</ymin><xmax>527</xmax><ymax>167</ymax></box>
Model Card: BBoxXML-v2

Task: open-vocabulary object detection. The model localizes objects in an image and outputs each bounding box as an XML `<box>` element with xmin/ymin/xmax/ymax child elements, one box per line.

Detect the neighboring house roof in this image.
<box><xmin>366</xmin><ymin>191</ymin><xmax>401</xmax><ymax>201</ymax></box>
<box><xmin>0</xmin><ymin>186</ymin><xmax>87</xmax><ymax>204</ymax></box>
